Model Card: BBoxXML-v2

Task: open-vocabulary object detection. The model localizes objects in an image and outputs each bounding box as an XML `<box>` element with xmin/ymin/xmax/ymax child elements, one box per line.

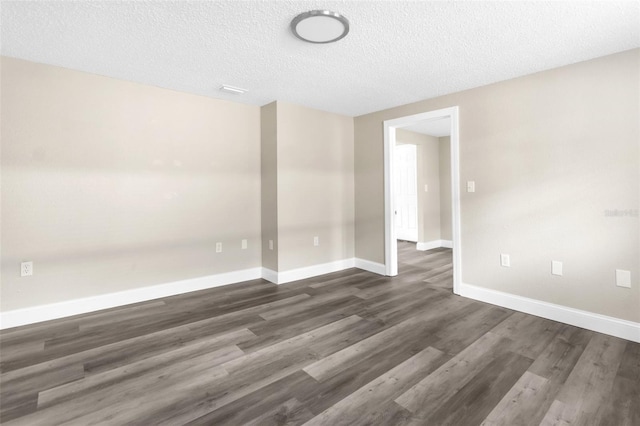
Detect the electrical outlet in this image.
<box><xmin>216</xmin><ymin>242</ymin><xmax>222</xmax><ymax>253</ymax></box>
<box><xmin>313</xmin><ymin>236</ymin><xmax>319</xmax><ymax>246</ymax></box>
<box><xmin>500</xmin><ymin>254</ymin><xmax>510</xmax><ymax>267</ymax></box>
<box><xmin>467</xmin><ymin>181</ymin><xmax>475</xmax><ymax>192</ymax></box>
<box><xmin>616</xmin><ymin>269</ymin><xmax>631</xmax><ymax>288</ymax></box>
<box><xmin>21</xmin><ymin>261</ymin><xmax>33</xmax><ymax>277</ymax></box>
<box><xmin>269</xmin><ymin>240</ymin><xmax>274</xmax><ymax>250</ymax></box>
<box><xmin>241</xmin><ymin>239</ymin><xmax>247</xmax><ymax>249</ymax></box>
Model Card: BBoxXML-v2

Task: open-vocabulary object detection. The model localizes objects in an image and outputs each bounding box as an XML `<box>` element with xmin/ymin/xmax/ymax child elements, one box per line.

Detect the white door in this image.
<box><xmin>395</xmin><ymin>144</ymin><xmax>418</xmax><ymax>242</ymax></box>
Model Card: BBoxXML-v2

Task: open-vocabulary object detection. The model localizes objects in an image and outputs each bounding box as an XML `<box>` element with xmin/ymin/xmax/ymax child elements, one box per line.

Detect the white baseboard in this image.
<box><xmin>441</xmin><ymin>240</ymin><xmax>453</xmax><ymax>249</ymax></box>
<box><xmin>0</xmin><ymin>267</ymin><xmax>263</xmax><ymax>330</ymax></box>
<box><xmin>459</xmin><ymin>283</ymin><xmax>640</xmax><ymax>343</ymax></box>
<box><xmin>1</xmin><ymin>257</ymin><xmax>382</xmax><ymax>329</ymax></box>
<box><xmin>262</xmin><ymin>257</ymin><xmax>388</xmax><ymax>285</ymax></box>
<box><xmin>261</xmin><ymin>267</ymin><xmax>279</xmax><ymax>284</ymax></box>
<box><xmin>354</xmin><ymin>258</ymin><xmax>387</xmax><ymax>275</ymax></box>
<box><xmin>262</xmin><ymin>259</ymin><xmax>356</xmax><ymax>285</ymax></box>
<box><xmin>417</xmin><ymin>239</ymin><xmax>453</xmax><ymax>251</ymax></box>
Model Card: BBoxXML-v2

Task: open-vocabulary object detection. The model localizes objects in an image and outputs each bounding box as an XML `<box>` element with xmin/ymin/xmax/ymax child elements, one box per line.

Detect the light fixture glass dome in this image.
<box><xmin>291</xmin><ymin>10</ymin><xmax>349</xmax><ymax>44</ymax></box>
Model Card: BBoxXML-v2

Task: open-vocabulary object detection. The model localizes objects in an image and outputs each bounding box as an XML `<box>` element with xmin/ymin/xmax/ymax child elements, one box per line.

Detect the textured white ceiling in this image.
<box><xmin>2</xmin><ymin>1</ymin><xmax>639</xmax><ymax>117</ymax></box>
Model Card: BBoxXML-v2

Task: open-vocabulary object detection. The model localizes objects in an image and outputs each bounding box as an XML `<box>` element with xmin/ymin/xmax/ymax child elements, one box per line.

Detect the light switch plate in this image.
<box><xmin>241</xmin><ymin>239</ymin><xmax>247</xmax><ymax>249</ymax></box>
<box><xmin>424</xmin><ymin>184</ymin><xmax>429</xmax><ymax>192</ymax></box>
<box><xmin>500</xmin><ymin>254</ymin><xmax>510</xmax><ymax>267</ymax></box>
<box><xmin>467</xmin><ymin>181</ymin><xmax>475</xmax><ymax>192</ymax></box>
<box><xmin>552</xmin><ymin>261</ymin><xmax>563</xmax><ymax>276</ymax></box>
<box><xmin>616</xmin><ymin>269</ymin><xmax>631</xmax><ymax>288</ymax></box>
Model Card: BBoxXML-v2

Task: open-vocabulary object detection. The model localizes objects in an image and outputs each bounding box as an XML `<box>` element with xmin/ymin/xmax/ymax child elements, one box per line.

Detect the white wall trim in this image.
<box><xmin>262</xmin><ymin>259</ymin><xmax>356</xmax><ymax>285</ymax></box>
<box><xmin>384</xmin><ymin>106</ymin><xmax>462</xmax><ymax>293</ymax></box>
<box><xmin>0</xmin><ymin>267</ymin><xmax>263</xmax><ymax>330</ymax></box>
<box><xmin>354</xmin><ymin>258</ymin><xmax>387</xmax><ymax>275</ymax></box>
<box><xmin>1</xmin><ymin>257</ymin><xmax>389</xmax><ymax>329</ymax></box>
<box><xmin>460</xmin><ymin>283</ymin><xmax>640</xmax><ymax>343</ymax></box>
<box><xmin>416</xmin><ymin>239</ymin><xmax>453</xmax><ymax>251</ymax></box>
<box><xmin>261</xmin><ymin>267</ymin><xmax>279</xmax><ymax>284</ymax></box>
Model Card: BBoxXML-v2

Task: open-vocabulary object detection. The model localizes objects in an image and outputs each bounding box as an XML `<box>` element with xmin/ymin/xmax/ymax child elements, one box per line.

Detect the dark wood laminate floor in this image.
<box><xmin>1</xmin><ymin>241</ymin><xmax>638</xmax><ymax>425</ymax></box>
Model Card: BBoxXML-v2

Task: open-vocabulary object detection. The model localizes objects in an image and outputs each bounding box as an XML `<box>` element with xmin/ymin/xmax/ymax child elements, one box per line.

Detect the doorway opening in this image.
<box><xmin>394</xmin><ymin>143</ymin><xmax>418</xmax><ymax>243</ymax></box>
<box><xmin>383</xmin><ymin>107</ymin><xmax>461</xmax><ymax>294</ymax></box>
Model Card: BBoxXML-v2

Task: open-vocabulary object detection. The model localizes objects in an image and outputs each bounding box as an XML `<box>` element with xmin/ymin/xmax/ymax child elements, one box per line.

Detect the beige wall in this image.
<box><xmin>439</xmin><ymin>136</ymin><xmax>452</xmax><ymax>241</ymax></box>
<box><xmin>3</xmin><ymin>50</ymin><xmax>637</xmax><ymax>326</ymax></box>
<box><xmin>1</xmin><ymin>57</ymin><xmax>262</xmax><ymax>311</ymax></box>
<box><xmin>355</xmin><ymin>49</ymin><xmax>640</xmax><ymax>322</ymax></box>
<box><xmin>260</xmin><ymin>102</ymin><xmax>278</xmax><ymax>271</ymax></box>
<box><xmin>420</xmin><ymin>133</ymin><xmax>442</xmax><ymax>243</ymax></box>
<box><xmin>275</xmin><ymin>102</ymin><xmax>354</xmax><ymax>271</ymax></box>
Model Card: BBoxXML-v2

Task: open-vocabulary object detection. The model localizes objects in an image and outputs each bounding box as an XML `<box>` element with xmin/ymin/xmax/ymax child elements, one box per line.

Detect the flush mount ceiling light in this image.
<box><xmin>290</xmin><ymin>10</ymin><xmax>350</xmax><ymax>44</ymax></box>
<box><xmin>219</xmin><ymin>84</ymin><xmax>247</xmax><ymax>94</ymax></box>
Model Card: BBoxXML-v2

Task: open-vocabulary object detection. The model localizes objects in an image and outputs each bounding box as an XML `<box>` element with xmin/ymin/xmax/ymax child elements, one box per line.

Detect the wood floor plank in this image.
<box><xmin>1</xmin><ymin>241</ymin><xmax>635</xmax><ymax>425</ymax></box>
<box><xmin>0</xmin><ymin>362</ymin><xmax>84</xmax><ymax>422</ymax></box>
<box><xmin>490</xmin><ymin>311</ymin><xmax>563</xmax><ymax>359</ymax></box>
<box><xmin>353</xmin><ymin>276</ymin><xmax>421</xmax><ymax>300</ymax></box>
<box><xmin>5</xmin><ymin>350</ymin><xmax>232</xmax><ymax>425</ymax></box>
<box><xmin>75</xmin><ymin>301</ymin><xmax>168</xmax><ymax>332</ymax></box>
<box><xmin>489</xmin><ymin>324</ymin><xmax>595</xmax><ymax>426</ymax></box>
<box><xmin>239</xmin><ymin>304</ymin><xmax>360</xmax><ymax>354</ymax></box>
<box><xmin>480</xmin><ymin>370</ymin><xmax>550</xmax><ymax>426</ymax></box>
<box><xmin>422</xmin><ymin>350</ymin><xmax>533</xmax><ymax>425</ymax></box>
<box><xmin>1</xmin><ymin>322</ymin><xmax>80</xmax><ymax>362</ymax></box>
<box><xmin>539</xmin><ymin>333</ymin><xmax>628</xmax><ymax>425</ymax></box>
<box><xmin>296</xmin><ymin>331</ymin><xmax>445</xmax><ymax>415</ymax></box>
<box><xmin>184</xmin><ymin>371</ymin><xmax>318</xmax><ymax>425</ymax></box>
<box><xmin>597</xmin><ymin>341</ymin><xmax>640</xmax><ymax>425</ymax></box>
<box><xmin>0</xmin><ymin>393</ymin><xmax>37</xmax><ymax>424</ymax></box>
<box><xmin>538</xmin><ymin>399</ymin><xmax>576</xmax><ymax>426</ymax></box>
<box><xmin>303</xmin><ymin>306</ymin><xmax>449</xmax><ymax>382</ymax></box>
<box><xmin>0</xmin><ymin>321</ymin><xmax>256</xmax><ymax>421</ymax></box>
<box><xmin>244</xmin><ymin>398</ymin><xmax>315</xmax><ymax>426</ymax></box>
<box><xmin>37</xmin><ymin>338</ymin><xmax>247</xmax><ymax>408</ymax></box>
<box><xmin>0</xmin><ymin>340</ymin><xmax>45</xmax><ymax>362</ymax></box>
<box><xmin>394</xmin><ymin>332</ymin><xmax>513</xmax><ymax>415</ymax></box>
<box><xmin>126</xmin><ymin>350</ymin><xmax>322</xmax><ymax>424</ymax></box>
<box><xmin>528</xmin><ymin>324</ymin><xmax>593</xmax><ymax>384</ymax></box>
<box><xmin>223</xmin><ymin>315</ymin><xmax>362</xmax><ymax>375</ymax></box>
<box><xmin>597</xmin><ymin>375</ymin><xmax>640</xmax><ymax>426</ymax></box>
<box><xmin>304</xmin><ymin>346</ymin><xmax>447</xmax><ymax>426</ymax></box>
<box><xmin>258</xmin><ymin>292</ymin><xmax>359</xmax><ymax>321</ymax></box>
<box><xmin>308</xmin><ymin>271</ymin><xmax>370</xmax><ymax>289</ymax></box>
<box><xmin>432</xmin><ymin>303</ymin><xmax>512</xmax><ymax>355</ymax></box>
<box><xmin>308</xmin><ymin>317</ymin><xmax>385</xmax><ymax>358</ymax></box>
<box><xmin>58</xmin><ymin>367</ymin><xmax>231</xmax><ymax>426</ymax></box>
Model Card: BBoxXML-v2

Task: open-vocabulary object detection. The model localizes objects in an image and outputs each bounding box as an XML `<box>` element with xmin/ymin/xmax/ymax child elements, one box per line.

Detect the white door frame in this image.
<box><xmin>383</xmin><ymin>106</ymin><xmax>462</xmax><ymax>295</ymax></box>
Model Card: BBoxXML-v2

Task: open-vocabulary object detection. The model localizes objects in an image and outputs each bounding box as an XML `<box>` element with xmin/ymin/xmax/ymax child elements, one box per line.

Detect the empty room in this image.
<box><xmin>1</xmin><ymin>1</ymin><xmax>638</xmax><ymax>425</ymax></box>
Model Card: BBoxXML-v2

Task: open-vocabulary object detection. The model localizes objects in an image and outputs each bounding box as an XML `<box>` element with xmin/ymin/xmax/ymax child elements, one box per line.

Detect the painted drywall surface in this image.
<box><xmin>439</xmin><ymin>136</ymin><xmax>452</xmax><ymax>241</ymax></box>
<box><xmin>396</xmin><ymin>129</ymin><xmax>442</xmax><ymax>243</ymax></box>
<box><xmin>1</xmin><ymin>57</ymin><xmax>262</xmax><ymax>311</ymax></box>
<box><xmin>276</xmin><ymin>102</ymin><xmax>355</xmax><ymax>271</ymax></box>
<box><xmin>260</xmin><ymin>102</ymin><xmax>278</xmax><ymax>271</ymax></box>
<box><xmin>354</xmin><ymin>118</ymin><xmax>385</xmax><ymax>263</ymax></box>
<box><xmin>421</xmin><ymin>133</ymin><xmax>442</xmax><ymax>243</ymax></box>
<box><xmin>354</xmin><ymin>49</ymin><xmax>640</xmax><ymax>322</ymax></box>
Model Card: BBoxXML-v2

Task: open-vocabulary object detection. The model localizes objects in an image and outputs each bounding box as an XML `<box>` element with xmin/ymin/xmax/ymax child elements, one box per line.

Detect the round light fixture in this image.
<box><xmin>290</xmin><ymin>10</ymin><xmax>349</xmax><ymax>44</ymax></box>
